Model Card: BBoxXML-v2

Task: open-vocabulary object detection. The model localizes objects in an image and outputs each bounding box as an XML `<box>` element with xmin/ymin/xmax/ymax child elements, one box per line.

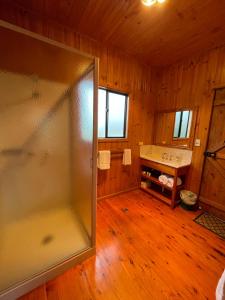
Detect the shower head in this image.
<box><xmin>32</xmin><ymin>90</ymin><xmax>40</xmax><ymax>99</ymax></box>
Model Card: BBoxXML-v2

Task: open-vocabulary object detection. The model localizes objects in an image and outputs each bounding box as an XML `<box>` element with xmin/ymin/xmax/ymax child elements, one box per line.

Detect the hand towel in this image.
<box><xmin>97</xmin><ymin>150</ymin><xmax>111</xmax><ymax>170</ymax></box>
<box><xmin>159</xmin><ymin>174</ymin><xmax>169</xmax><ymax>185</ymax></box>
<box><xmin>123</xmin><ymin>149</ymin><xmax>131</xmax><ymax>165</ymax></box>
<box><xmin>216</xmin><ymin>269</ymin><xmax>225</xmax><ymax>300</ymax></box>
<box><xmin>167</xmin><ymin>177</ymin><xmax>182</xmax><ymax>188</ymax></box>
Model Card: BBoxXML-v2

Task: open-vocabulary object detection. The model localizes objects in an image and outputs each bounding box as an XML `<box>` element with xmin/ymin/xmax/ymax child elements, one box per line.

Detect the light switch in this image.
<box><xmin>194</xmin><ymin>139</ymin><xmax>201</xmax><ymax>147</ymax></box>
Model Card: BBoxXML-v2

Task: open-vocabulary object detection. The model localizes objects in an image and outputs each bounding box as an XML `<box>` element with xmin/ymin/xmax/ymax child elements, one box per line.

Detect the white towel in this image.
<box><xmin>216</xmin><ymin>270</ymin><xmax>225</xmax><ymax>300</ymax></box>
<box><xmin>97</xmin><ymin>150</ymin><xmax>111</xmax><ymax>170</ymax></box>
<box><xmin>167</xmin><ymin>177</ymin><xmax>182</xmax><ymax>188</ymax></box>
<box><xmin>159</xmin><ymin>174</ymin><xmax>169</xmax><ymax>185</ymax></box>
<box><xmin>123</xmin><ymin>149</ymin><xmax>131</xmax><ymax>165</ymax></box>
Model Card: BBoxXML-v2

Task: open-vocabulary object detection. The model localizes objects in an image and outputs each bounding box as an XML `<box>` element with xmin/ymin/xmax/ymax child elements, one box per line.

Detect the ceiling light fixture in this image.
<box><xmin>141</xmin><ymin>0</ymin><xmax>156</xmax><ymax>6</ymax></box>
<box><xmin>141</xmin><ymin>0</ymin><xmax>166</xmax><ymax>6</ymax></box>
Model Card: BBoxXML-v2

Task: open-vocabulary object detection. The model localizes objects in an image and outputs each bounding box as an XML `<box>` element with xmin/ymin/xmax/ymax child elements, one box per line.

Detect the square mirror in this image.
<box><xmin>154</xmin><ymin>107</ymin><xmax>198</xmax><ymax>149</ymax></box>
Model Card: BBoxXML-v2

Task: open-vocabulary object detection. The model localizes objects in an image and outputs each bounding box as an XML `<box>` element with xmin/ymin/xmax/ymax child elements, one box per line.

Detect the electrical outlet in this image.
<box><xmin>194</xmin><ymin>139</ymin><xmax>201</xmax><ymax>147</ymax></box>
<box><xmin>138</xmin><ymin>141</ymin><xmax>144</xmax><ymax>146</ymax></box>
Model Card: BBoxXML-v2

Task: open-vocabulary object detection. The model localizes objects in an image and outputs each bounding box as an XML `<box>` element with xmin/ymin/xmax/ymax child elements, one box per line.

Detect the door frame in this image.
<box><xmin>198</xmin><ymin>83</ymin><xmax>225</xmax><ymax>216</ymax></box>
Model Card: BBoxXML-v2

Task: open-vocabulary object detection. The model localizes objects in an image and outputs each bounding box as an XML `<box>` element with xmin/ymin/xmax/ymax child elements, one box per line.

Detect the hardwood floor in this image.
<box><xmin>20</xmin><ymin>190</ymin><xmax>225</xmax><ymax>300</ymax></box>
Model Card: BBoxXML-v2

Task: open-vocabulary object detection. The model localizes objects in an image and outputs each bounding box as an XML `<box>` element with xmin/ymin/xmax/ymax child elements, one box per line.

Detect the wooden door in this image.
<box><xmin>199</xmin><ymin>88</ymin><xmax>225</xmax><ymax>218</ymax></box>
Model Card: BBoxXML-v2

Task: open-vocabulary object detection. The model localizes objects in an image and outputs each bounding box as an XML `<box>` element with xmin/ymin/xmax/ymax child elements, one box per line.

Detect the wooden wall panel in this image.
<box><xmin>0</xmin><ymin>3</ymin><xmax>157</xmax><ymax>198</ymax></box>
<box><xmin>156</xmin><ymin>46</ymin><xmax>225</xmax><ymax>194</ymax></box>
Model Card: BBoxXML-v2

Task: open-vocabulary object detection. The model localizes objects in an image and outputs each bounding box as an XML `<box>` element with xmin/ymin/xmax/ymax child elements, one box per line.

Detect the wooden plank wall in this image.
<box><xmin>156</xmin><ymin>46</ymin><xmax>225</xmax><ymax>194</ymax></box>
<box><xmin>0</xmin><ymin>3</ymin><xmax>157</xmax><ymax>199</ymax></box>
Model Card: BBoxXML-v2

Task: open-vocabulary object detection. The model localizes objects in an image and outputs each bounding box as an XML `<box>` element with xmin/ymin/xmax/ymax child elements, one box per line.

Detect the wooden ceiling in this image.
<box><xmin>5</xmin><ymin>0</ymin><xmax>225</xmax><ymax>66</ymax></box>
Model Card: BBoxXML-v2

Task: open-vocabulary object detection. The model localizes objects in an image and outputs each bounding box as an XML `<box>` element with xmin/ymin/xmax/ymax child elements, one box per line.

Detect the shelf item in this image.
<box><xmin>141</xmin><ymin>174</ymin><xmax>184</xmax><ymax>191</ymax></box>
<box><xmin>140</xmin><ymin>158</ymin><xmax>190</xmax><ymax>208</ymax></box>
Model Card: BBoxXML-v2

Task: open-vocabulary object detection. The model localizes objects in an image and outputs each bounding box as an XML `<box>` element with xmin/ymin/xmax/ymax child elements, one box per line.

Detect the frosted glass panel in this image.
<box><xmin>71</xmin><ymin>69</ymin><xmax>94</xmax><ymax>237</ymax></box>
<box><xmin>108</xmin><ymin>92</ymin><xmax>126</xmax><ymax>137</ymax></box>
<box><xmin>98</xmin><ymin>89</ymin><xmax>106</xmax><ymax>138</ymax></box>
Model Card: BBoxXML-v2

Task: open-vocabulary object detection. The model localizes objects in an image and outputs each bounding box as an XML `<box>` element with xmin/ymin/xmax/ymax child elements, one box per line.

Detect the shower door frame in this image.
<box><xmin>0</xmin><ymin>20</ymin><xmax>98</xmax><ymax>300</ymax></box>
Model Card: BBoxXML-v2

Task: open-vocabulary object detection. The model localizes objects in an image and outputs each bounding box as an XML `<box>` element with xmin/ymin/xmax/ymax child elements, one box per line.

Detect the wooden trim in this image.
<box><xmin>207</xmin><ymin>158</ymin><xmax>225</xmax><ymax>180</ymax></box>
<box><xmin>0</xmin><ymin>20</ymin><xmax>95</xmax><ymax>60</ymax></box>
<box><xmin>217</xmin><ymin>153</ymin><xmax>225</xmax><ymax>159</ymax></box>
<box><xmin>153</xmin><ymin>143</ymin><xmax>192</xmax><ymax>150</ymax></box>
<box><xmin>199</xmin><ymin>196</ymin><xmax>225</xmax><ymax>212</ymax></box>
<box><xmin>97</xmin><ymin>187</ymin><xmax>138</xmax><ymax>201</ymax></box>
<box><xmin>140</xmin><ymin>187</ymin><xmax>171</xmax><ymax>206</ymax></box>
<box><xmin>140</xmin><ymin>158</ymin><xmax>176</xmax><ymax>175</ymax></box>
<box><xmin>98</xmin><ymin>138</ymin><xmax>129</xmax><ymax>143</ymax></box>
<box><xmin>0</xmin><ymin>247</ymin><xmax>95</xmax><ymax>300</ymax></box>
<box><xmin>211</xmin><ymin>83</ymin><xmax>225</xmax><ymax>90</ymax></box>
<box><xmin>99</xmin><ymin>84</ymin><xmax>130</xmax><ymax>96</ymax></box>
<box><xmin>210</xmin><ymin>143</ymin><xmax>225</xmax><ymax>153</ymax></box>
<box><xmin>172</xmin><ymin>137</ymin><xmax>190</xmax><ymax>142</ymax></box>
<box><xmin>155</xmin><ymin>106</ymin><xmax>198</xmax><ymax>114</ymax></box>
<box><xmin>198</xmin><ymin>89</ymin><xmax>216</xmax><ymax>200</ymax></box>
<box><xmin>91</xmin><ymin>57</ymin><xmax>99</xmax><ymax>248</ymax></box>
<box><xmin>214</xmin><ymin>98</ymin><xmax>225</xmax><ymax>106</ymax></box>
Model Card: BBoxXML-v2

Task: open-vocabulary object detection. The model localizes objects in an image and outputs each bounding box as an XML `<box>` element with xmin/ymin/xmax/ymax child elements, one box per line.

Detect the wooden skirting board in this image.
<box><xmin>97</xmin><ymin>187</ymin><xmax>139</xmax><ymax>201</ymax></box>
<box><xmin>199</xmin><ymin>196</ymin><xmax>225</xmax><ymax>220</ymax></box>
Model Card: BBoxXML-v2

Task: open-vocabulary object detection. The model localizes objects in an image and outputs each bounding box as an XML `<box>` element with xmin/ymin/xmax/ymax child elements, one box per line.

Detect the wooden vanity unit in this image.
<box><xmin>140</xmin><ymin>158</ymin><xmax>190</xmax><ymax>208</ymax></box>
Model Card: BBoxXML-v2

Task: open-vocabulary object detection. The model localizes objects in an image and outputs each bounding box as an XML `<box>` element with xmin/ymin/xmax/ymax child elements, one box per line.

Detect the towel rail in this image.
<box><xmin>111</xmin><ymin>150</ymin><xmax>124</xmax><ymax>155</ymax></box>
<box><xmin>97</xmin><ymin>149</ymin><xmax>124</xmax><ymax>157</ymax></box>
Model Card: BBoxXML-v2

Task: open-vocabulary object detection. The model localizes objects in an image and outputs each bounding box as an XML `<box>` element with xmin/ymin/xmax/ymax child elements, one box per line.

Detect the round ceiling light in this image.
<box><xmin>141</xmin><ymin>0</ymin><xmax>166</xmax><ymax>5</ymax></box>
<box><xmin>141</xmin><ymin>0</ymin><xmax>156</xmax><ymax>6</ymax></box>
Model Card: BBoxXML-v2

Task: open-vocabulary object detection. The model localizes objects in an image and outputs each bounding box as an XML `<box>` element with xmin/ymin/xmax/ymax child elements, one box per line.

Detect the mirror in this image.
<box><xmin>154</xmin><ymin>107</ymin><xmax>198</xmax><ymax>149</ymax></box>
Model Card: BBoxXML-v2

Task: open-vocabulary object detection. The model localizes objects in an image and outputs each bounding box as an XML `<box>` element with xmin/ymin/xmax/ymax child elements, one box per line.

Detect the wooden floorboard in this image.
<box><xmin>20</xmin><ymin>190</ymin><xmax>225</xmax><ymax>300</ymax></box>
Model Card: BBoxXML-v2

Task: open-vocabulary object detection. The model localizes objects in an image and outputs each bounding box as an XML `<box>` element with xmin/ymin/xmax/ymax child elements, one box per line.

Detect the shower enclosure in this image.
<box><xmin>0</xmin><ymin>21</ymin><xmax>98</xmax><ymax>299</ymax></box>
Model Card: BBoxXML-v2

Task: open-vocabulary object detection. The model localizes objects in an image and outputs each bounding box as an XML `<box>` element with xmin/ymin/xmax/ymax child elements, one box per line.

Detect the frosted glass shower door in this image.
<box><xmin>0</xmin><ymin>23</ymin><xmax>96</xmax><ymax>297</ymax></box>
<box><xmin>71</xmin><ymin>69</ymin><xmax>95</xmax><ymax>239</ymax></box>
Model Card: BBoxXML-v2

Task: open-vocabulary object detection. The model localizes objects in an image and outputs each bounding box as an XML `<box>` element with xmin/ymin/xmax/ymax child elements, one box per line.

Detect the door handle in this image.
<box><xmin>204</xmin><ymin>151</ymin><xmax>216</xmax><ymax>158</ymax></box>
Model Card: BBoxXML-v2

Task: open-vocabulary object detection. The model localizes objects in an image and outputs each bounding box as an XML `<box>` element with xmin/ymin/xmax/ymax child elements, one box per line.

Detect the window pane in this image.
<box><xmin>180</xmin><ymin>111</ymin><xmax>190</xmax><ymax>138</ymax></box>
<box><xmin>98</xmin><ymin>89</ymin><xmax>106</xmax><ymax>138</ymax></box>
<box><xmin>108</xmin><ymin>92</ymin><xmax>126</xmax><ymax>137</ymax></box>
<box><xmin>186</xmin><ymin>111</ymin><xmax>192</xmax><ymax>138</ymax></box>
<box><xmin>173</xmin><ymin>111</ymin><xmax>181</xmax><ymax>138</ymax></box>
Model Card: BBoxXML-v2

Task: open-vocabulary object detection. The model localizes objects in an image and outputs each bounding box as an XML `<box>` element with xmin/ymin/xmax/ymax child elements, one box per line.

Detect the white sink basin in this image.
<box><xmin>140</xmin><ymin>155</ymin><xmax>191</xmax><ymax>168</ymax></box>
<box><xmin>140</xmin><ymin>145</ymin><xmax>192</xmax><ymax>169</ymax></box>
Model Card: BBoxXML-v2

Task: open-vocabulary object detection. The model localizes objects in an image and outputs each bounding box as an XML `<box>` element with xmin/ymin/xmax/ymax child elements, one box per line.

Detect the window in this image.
<box><xmin>98</xmin><ymin>88</ymin><xmax>128</xmax><ymax>138</ymax></box>
<box><xmin>173</xmin><ymin>110</ymin><xmax>192</xmax><ymax>139</ymax></box>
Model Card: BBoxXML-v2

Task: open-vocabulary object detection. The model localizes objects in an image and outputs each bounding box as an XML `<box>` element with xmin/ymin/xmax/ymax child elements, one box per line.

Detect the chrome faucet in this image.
<box><xmin>169</xmin><ymin>154</ymin><xmax>174</xmax><ymax>161</ymax></box>
<box><xmin>162</xmin><ymin>152</ymin><xmax>169</xmax><ymax>160</ymax></box>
